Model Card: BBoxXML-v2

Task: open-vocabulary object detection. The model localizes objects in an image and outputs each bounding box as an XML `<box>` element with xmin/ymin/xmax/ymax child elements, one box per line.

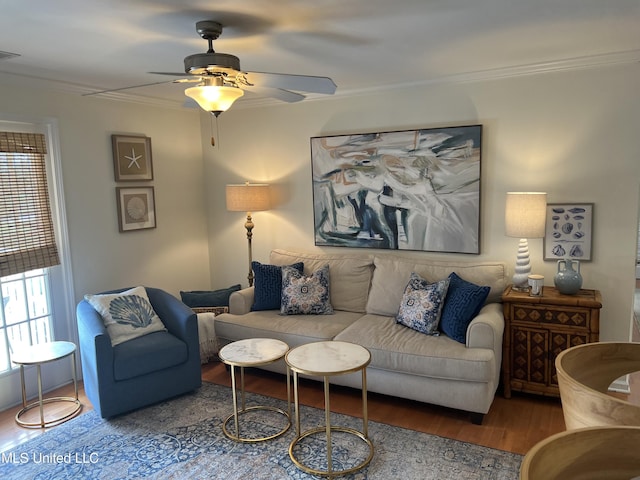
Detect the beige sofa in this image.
<box><xmin>215</xmin><ymin>249</ymin><xmax>507</xmax><ymax>424</ymax></box>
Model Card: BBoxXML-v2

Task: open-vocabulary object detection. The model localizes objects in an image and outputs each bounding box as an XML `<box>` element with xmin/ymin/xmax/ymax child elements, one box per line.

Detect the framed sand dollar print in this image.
<box><xmin>112</xmin><ymin>134</ymin><xmax>153</xmax><ymax>181</ymax></box>
<box><xmin>116</xmin><ymin>187</ymin><xmax>156</xmax><ymax>232</ymax></box>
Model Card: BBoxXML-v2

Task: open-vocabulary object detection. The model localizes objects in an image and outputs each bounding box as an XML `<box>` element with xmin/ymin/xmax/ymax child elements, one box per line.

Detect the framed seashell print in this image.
<box><xmin>544</xmin><ymin>203</ymin><xmax>593</xmax><ymax>261</ymax></box>
<box><xmin>112</xmin><ymin>134</ymin><xmax>153</xmax><ymax>181</ymax></box>
<box><xmin>116</xmin><ymin>186</ymin><xmax>156</xmax><ymax>232</ymax></box>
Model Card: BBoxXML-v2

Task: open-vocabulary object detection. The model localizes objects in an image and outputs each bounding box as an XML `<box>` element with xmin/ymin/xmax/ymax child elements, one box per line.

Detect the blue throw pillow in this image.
<box><xmin>440</xmin><ymin>272</ymin><xmax>490</xmax><ymax>343</ymax></box>
<box><xmin>396</xmin><ymin>272</ymin><xmax>449</xmax><ymax>335</ymax></box>
<box><xmin>252</xmin><ymin>261</ymin><xmax>304</xmax><ymax>311</ymax></box>
<box><xmin>180</xmin><ymin>284</ymin><xmax>241</xmax><ymax>308</ymax></box>
<box><xmin>280</xmin><ymin>264</ymin><xmax>333</xmax><ymax>315</ymax></box>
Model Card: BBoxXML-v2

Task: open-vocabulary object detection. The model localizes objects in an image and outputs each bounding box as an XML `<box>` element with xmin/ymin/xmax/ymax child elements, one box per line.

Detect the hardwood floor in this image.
<box><xmin>1</xmin><ymin>340</ymin><xmax>638</xmax><ymax>457</ymax></box>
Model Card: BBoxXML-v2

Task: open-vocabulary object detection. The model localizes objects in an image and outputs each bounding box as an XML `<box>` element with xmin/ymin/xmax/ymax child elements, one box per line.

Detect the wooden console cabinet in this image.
<box><xmin>501</xmin><ymin>285</ymin><xmax>601</xmax><ymax>398</ymax></box>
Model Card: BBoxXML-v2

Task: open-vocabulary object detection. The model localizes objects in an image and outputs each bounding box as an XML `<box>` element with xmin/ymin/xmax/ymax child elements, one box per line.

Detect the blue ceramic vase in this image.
<box><xmin>554</xmin><ymin>259</ymin><xmax>583</xmax><ymax>295</ymax></box>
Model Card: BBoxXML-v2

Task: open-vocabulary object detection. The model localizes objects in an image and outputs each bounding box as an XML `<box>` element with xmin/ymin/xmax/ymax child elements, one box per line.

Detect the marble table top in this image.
<box><xmin>11</xmin><ymin>341</ymin><xmax>76</xmax><ymax>366</ymax></box>
<box><xmin>286</xmin><ymin>341</ymin><xmax>371</xmax><ymax>376</ymax></box>
<box><xmin>219</xmin><ymin>338</ymin><xmax>289</xmax><ymax>367</ymax></box>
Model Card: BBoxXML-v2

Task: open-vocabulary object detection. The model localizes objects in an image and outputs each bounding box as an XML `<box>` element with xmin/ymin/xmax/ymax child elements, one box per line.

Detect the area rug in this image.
<box><xmin>0</xmin><ymin>382</ymin><xmax>521</xmax><ymax>479</ymax></box>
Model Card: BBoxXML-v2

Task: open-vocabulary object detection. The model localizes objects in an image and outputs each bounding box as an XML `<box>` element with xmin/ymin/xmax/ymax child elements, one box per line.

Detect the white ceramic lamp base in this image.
<box><xmin>512</xmin><ymin>238</ymin><xmax>531</xmax><ymax>291</ymax></box>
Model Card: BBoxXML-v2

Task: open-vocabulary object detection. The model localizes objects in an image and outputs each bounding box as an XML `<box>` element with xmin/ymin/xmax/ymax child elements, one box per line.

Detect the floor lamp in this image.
<box><xmin>226</xmin><ymin>183</ymin><xmax>271</xmax><ymax>287</ymax></box>
<box><xmin>505</xmin><ymin>192</ymin><xmax>547</xmax><ymax>291</ymax></box>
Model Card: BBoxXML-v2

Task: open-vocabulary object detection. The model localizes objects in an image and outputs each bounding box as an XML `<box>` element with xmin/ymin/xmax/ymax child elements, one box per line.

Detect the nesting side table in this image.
<box><xmin>285</xmin><ymin>340</ymin><xmax>374</xmax><ymax>477</ymax></box>
<box><xmin>12</xmin><ymin>341</ymin><xmax>82</xmax><ymax>428</ymax></box>
<box><xmin>218</xmin><ymin>338</ymin><xmax>291</xmax><ymax>442</ymax></box>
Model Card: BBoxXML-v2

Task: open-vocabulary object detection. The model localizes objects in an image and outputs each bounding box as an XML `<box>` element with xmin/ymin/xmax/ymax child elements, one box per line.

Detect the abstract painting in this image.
<box><xmin>311</xmin><ymin>125</ymin><xmax>482</xmax><ymax>253</ymax></box>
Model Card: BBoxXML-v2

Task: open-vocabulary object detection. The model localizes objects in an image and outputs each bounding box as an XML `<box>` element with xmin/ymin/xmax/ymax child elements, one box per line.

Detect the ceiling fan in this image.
<box><xmin>87</xmin><ymin>20</ymin><xmax>337</xmax><ymax>116</ymax></box>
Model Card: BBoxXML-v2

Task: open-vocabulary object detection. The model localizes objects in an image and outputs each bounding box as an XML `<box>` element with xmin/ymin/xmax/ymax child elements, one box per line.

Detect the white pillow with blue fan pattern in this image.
<box><xmin>84</xmin><ymin>286</ymin><xmax>166</xmax><ymax>346</ymax></box>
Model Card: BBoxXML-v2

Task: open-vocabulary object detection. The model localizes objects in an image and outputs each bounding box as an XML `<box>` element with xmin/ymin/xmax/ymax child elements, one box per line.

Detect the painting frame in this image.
<box><xmin>112</xmin><ymin>134</ymin><xmax>153</xmax><ymax>181</ymax></box>
<box><xmin>310</xmin><ymin>125</ymin><xmax>482</xmax><ymax>254</ymax></box>
<box><xmin>116</xmin><ymin>186</ymin><xmax>156</xmax><ymax>232</ymax></box>
<box><xmin>544</xmin><ymin>203</ymin><xmax>593</xmax><ymax>261</ymax></box>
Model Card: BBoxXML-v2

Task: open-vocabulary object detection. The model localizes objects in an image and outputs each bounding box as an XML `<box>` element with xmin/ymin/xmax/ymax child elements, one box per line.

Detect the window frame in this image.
<box><xmin>0</xmin><ymin>116</ymin><xmax>75</xmax><ymax>405</ymax></box>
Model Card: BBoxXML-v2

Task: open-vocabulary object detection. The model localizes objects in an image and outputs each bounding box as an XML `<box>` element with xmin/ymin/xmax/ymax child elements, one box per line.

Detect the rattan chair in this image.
<box><xmin>520</xmin><ymin>426</ymin><xmax>640</xmax><ymax>479</ymax></box>
<box><xmin>555</xmin><ymin>341</ymin><xmax>640</xmax><ymax>430</ymax></box>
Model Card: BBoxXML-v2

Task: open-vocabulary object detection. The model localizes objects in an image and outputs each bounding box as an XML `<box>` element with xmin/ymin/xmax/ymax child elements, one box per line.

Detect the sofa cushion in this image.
<box><xmin>281</xmin><ymin>264</ymin><xmax>333</xmax><ymax>315</ymax></box>
<box><xmin>84</xmin><ymin>286</ymin><xmax>166</xmax><ymax>346</ymax></box>
<box><xmin>252</xmin><ymin>261</ymin><xmax>304</xmax><ymax>311</ymax></box>
<box><xmin>270</xmin><ymin>249</ymin><xmax>374</xmax><ymax>313</ymax></box>
<box><xmin>113</xmin><ymin>331</ymin><xmax>187</xmax><ymax>381</ymax></box>
<box><xmin>215</xmin><ymin>310</ymin><xmax>362</xmax><ymax>349</ymax></box>
<box><xmin>440</xmin><ymin>272</ymin><xmax>490</xmax><ymax>343</ymax></box>
<box><xmin>396</xmin><ymin>273</ymin><xmax>449</xmax><ymax>335</ymax></box>
<box><xmin>180</xmin><ymin>284</ymin><xmax>241</xmax><ymax>308</ymax></box>
<box><xmin>367</xmin><ymin>255</ymin><xmax>506</xmax><ymax>317</ymax></box>
<box><xmin>334</xmin><ymin>314</ymin><xmax>495</xmax><ymax>382</ymax></box>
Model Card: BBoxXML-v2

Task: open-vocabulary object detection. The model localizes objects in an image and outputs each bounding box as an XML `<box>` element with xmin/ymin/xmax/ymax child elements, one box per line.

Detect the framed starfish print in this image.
<box><xmin>111</xmin><ymin>134</ymin><xmax>153</xmax><ymax>181</ymax></box>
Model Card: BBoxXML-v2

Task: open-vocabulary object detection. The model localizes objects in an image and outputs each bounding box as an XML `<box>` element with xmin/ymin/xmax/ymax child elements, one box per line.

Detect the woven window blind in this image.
<box><xmin>0</xmin><ymin>132</ymin><xmax>60</xmax><ymax>277</ymax></box>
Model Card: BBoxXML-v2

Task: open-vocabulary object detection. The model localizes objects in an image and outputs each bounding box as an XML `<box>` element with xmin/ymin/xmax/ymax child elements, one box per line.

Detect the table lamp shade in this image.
<box><xmin>226</xmin><ymin>184</ymin><xmax>271</xmax><ymax>212</ymax></box>
<box><xmin>505</xmin><ymin>192</ymin><xmax>547</xmax><ymax>238</ymax></box>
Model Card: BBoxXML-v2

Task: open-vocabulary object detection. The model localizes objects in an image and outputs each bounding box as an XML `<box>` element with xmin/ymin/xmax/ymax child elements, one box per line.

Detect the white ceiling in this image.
<box><xmin>1</xmin><ymin>0</ymin><xmax>639</xmax><ymax>109</ymax></box>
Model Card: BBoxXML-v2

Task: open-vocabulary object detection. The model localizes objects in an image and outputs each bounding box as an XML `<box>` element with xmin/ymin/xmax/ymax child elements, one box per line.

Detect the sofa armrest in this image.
<box><xmin>229</xmin><ymin>287</ymin><xmax>255</xmax><ymax>315</ymax></box>
<box><xmin>466</xmin><ymin>302</ymin><xmax>504</xmax><ymax>351</ymax></box>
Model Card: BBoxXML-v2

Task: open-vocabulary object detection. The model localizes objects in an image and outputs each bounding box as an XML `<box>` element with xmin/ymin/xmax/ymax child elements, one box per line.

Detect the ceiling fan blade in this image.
<box><xmin>244</xmin><ymin>72</ymin><xmax>336</xmax><ymax>95</ymax></box>
<box><xmin>148</xmin><ymin>71</ymin><xmax>189</xmax><ymax>76</ymax></box>
<box><xmin>82</xmin><ymin>79</ymin><xmax>180</xmax><ymax>96</ymax></box>
<box><xmin>243</xmin><ymin>86</ymin><xmax>305</xmax><ymax>103</ymax></box>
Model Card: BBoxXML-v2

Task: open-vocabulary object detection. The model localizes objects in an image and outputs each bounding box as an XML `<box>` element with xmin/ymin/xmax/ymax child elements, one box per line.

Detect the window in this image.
<box><xmin>0</xmin><ymin>269</ymin><xmax>53</xmax><ymax>373</ymax></box>
<box><xmin>0</xmin><ymin>126</ymin><xmax>64</xmax><ymax>377</ymax></box>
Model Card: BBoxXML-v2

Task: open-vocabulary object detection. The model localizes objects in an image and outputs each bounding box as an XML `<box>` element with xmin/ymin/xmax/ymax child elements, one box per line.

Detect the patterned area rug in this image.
<box><xmin>0</xmin><ymin>382</ymin><xmax>521</xmax><ymax>479</ymax></box>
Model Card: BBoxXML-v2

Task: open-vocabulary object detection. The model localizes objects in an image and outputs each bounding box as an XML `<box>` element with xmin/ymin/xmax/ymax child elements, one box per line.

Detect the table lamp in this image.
<box><xmin>226</xmin><ymin>183</ymin><xmax>271</xmax><ymax>287</ymax></box>
<box><xmin>505</xmin><ymin>192</ymin><xmax>547</xmax><ymax>291</ymax></box>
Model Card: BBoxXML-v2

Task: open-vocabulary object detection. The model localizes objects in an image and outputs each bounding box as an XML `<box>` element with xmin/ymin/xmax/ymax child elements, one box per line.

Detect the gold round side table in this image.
<box><xmin>218</xmin><ymin>338</ymin><xmax>291</xmax><ymax>442</ymax></box>
<box><xmin>286</xmin><ymin>340</ymin><xmax>374</xmax><ymax>477</ymax></box>
<box><xmin>12</xmin><ymin>341</ymin><xmax>82</xmax><ymax>428</ymax></box>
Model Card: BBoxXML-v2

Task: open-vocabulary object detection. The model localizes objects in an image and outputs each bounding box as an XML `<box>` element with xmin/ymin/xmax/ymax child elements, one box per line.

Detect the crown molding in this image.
<box><xmin>332</xmin><ymin>49</ymin><xmax>640</xmax><ymax>99</ymax></box>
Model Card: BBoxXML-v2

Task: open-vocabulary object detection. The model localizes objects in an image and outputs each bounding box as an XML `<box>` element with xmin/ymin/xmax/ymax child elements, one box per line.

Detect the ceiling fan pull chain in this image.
<box><xmin>210</xmin><ymin>114</ymin><xmax>221</xmax><ymax>148</ymax></box>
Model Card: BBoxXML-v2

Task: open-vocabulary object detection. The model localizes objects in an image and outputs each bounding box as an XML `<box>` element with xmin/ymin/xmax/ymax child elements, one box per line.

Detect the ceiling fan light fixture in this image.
<box><xmin>185</xmin><ymin>84</ymin><xmax>244</xmax><ymax>116</ymax></box>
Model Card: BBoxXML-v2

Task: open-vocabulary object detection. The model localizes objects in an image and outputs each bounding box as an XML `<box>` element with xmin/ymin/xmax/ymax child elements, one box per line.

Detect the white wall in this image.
<box><xmin>204</xmin><ymin>62</ymin><xmax>640</xmax><ymax>343</ymax></box>
<box><xmin>1</xmin><ymin>61</ymin><xmax>637</xmax><ymax>348</ymax></box>
<box><xmin>0</xmin><ymin>85</ymin><xmax>212</xmax><ymax>301</ymax></box>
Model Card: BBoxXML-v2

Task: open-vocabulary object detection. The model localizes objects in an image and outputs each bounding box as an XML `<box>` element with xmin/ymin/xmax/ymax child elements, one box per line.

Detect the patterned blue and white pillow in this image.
<box><xmin>280</xmin><ymin>264</ymin><xmax>334</xmax><ymax>315</ymax></box>
<box><xmin>440</xmin><ymin>272</ymin><xmax>490</xmax><ymax>343</ymax></box>
<box><xmin>84</xmin><ymin>286</ymin><xmax>166</xmax><ymax>346</ymax></box>
<box><xmin>251</xmin><ymin>261</ymin><xmax>304</xmax><ymax>311</ymax></box>
<box><xmin>396</xmin><ymin>273</ymin><xmax>450</xmax><ymax>335</ymax></box>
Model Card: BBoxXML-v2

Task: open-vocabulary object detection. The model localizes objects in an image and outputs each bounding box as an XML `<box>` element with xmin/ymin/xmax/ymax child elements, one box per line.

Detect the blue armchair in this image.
<box><xmin>76</xmin><ymin>287</ymin><xmax>201</xmax><ymax>418</ymax></box>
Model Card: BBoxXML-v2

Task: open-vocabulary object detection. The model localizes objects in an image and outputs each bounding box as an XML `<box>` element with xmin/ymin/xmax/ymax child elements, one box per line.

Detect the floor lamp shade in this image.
<box><xmin>505</xmin><ymin>192</ymin><xmax>547</xmax><ymax>291</ymax></box>
<box><xmin>225</xmin><ymin>184</ymin><xmax>271</xmax><ymax>213</ymax></box>
<box><xmin>226</xmin><ymin>183</ymin><xmax>271</xmax><ymax>287</ymax></box>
